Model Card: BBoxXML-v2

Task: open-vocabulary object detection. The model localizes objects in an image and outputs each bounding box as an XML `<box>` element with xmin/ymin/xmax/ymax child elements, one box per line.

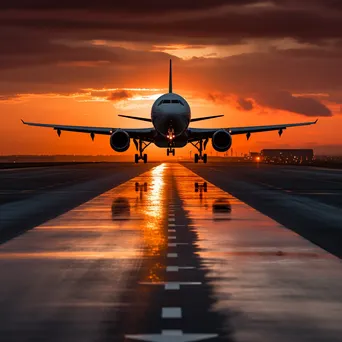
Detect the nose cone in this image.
<box><xmin>165</xmin><ymin>112</ymin><xmax>189</xmax><ymax>136</ymax></box>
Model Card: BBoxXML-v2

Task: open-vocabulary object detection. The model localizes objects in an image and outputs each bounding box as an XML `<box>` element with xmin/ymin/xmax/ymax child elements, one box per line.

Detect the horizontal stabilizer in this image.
<box><xmin>190</xmin><ymin>114</ymin><xmax>224</xmax><ymax>123</ymax></box>
<box><xmin>118</xmin><ymin>114</ymin><xmax>152</xmax><ymax>122</ymax></box>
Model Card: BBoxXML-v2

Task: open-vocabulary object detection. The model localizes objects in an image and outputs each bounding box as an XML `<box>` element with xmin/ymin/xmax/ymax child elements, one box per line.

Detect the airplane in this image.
<box><xmin>22</xmin><ymin>59</ymin><xmax>318</xmax><ymax>163</ymax></box>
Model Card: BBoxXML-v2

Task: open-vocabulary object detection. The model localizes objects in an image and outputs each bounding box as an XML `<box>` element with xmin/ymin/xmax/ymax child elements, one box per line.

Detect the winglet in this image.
<box><xmin>169</xmin><ymin>59</ymin><xmax>172</xmax><ymax>93</ymax></box>
<box><xmin>315</xmin><ymin>119</ymin><xmax>318</xmax><ymax>124</ymax></box>
<box><xmin>21</xmin><ymin>119</ymin><xmax>26</xmax><ymax>124</ymax></box>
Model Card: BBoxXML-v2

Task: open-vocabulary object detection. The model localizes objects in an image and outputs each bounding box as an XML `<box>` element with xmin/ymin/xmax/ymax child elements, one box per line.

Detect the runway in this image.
<box><xmin>0</xmin><ymin>162</ymin><xmax>342</xmax><ymax>341</ymax></box>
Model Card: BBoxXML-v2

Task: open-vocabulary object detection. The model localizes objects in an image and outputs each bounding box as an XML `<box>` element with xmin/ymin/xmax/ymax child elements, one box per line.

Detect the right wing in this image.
<box><xmin>188</xmin><ymin>119</ymin><xmax>317</xmax><ymax>140</ymax></box>
<box><xmin>21</xmin><ymin>120</ymin><xmax>155</xmax><ymax>140</ymax></box>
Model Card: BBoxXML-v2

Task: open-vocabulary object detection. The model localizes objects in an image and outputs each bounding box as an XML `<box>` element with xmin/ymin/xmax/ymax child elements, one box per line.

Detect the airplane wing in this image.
<box><xmin>21</xmin><ymin>120</ymin><xmax>155</xmax><ymax>140</ymax></box>
<box><xmin>188</xmin><ymin>119</ymin><xmax>318</xmax><ymax>140</ymax></box>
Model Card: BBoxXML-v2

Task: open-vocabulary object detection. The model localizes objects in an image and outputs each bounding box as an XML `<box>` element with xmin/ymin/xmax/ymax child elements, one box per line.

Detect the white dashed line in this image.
<box><xmin>168</xmin><ymin>236</ymin><xmax>176</xmax><ymax>240</ymax></box>
<box><xmin>166</xmin><ymin>266</ymin><xmax>195</xmax><ymax>272</ymax></box>
<box><xmin>167</xmin><ymin>253</ymin><xmax>178</xmax><ymax>258</ymax></box>
<box><xmin>165</xmin><ymin>283</ymin><xmax>180</xmax><ymax>290</ymax></box>
<box><xmin>162</xmin><ymin>307</ymin><xmax>182</xmax><ymax>318</ymax></box>
<box><xmin>168</xmin><ymin>223</ymin><xmax>176</xmax><ymax>227</ymax></box>
<box><xmin>125</xmin><ymin>331</ymin><xmax>218</xmax><ymax>341</ymax></box>
<box><xmin>168</xmin><ymin>243</ymin><xmax>188</xmax><ymax>247</ymax></box>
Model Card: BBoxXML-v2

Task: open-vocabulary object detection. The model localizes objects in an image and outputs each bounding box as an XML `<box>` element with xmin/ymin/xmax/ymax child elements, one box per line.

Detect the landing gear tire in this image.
<box><xmin>167</xmin><ymin>150</ymin><xmax>169</xmax><ymax>156</ymax></box>
<box><xmin>203</xmin><ymin>154</ymin><xmax>207</xmax><ymax>163</ymax></box>
<box><xmin>143</xmin><ymin>154</ymin><xmax>148</xmax><ymax>163</ymax></box>
<box><xmin>134</xmin><ymin>154</ymin><xmax>139</xmax><ymax>164</ymax></box>
<box><xmin>194</xmin><ymin>154</ymin><xmax>199</xmax><ymax>163</ymax></box>
<box><xmin>172</xmin><ymin>149</ymin><xmax>175</xmax><ymax>156</ymax></box>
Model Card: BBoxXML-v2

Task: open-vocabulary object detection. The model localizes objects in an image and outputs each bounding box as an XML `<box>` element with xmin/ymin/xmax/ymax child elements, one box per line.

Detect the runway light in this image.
<box><xmin>256</xmin><ymin>156</ymin><xmax>260</xmax><ymax>162</ymax></box>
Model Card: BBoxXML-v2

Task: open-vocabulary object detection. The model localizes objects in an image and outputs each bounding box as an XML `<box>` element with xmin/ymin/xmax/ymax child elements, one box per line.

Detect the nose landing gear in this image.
<box><xmin>191</xmin><ymin>138</ymin><xmax>208</xmax><ymax>163</ymax></box>
<box><xmin>167</xmin><ymin>148</ymin><xmax>175</xmax><ymax>156</ymax></box>
<box><xmin>133</xmin><ymin>139</ymin><xmax>151</xmax><ymax>163</ymax></box>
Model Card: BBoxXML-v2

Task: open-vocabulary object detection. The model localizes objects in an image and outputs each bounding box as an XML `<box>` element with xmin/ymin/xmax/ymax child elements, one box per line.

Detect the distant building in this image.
<box><xmin>260</xmin><ymin>149</ymin><xmax>314</xmax><ymax>164</ymax></box>
<box><xmin>249</xmin><ymin>152</ymin><xmax>261</xmax><ymax>162</ymax></box>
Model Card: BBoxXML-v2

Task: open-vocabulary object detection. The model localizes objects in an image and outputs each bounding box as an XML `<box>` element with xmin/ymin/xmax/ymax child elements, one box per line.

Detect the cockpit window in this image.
<box><xmin>158</xmin><ymin>99</ymin><xmax>184</xmax><ymax>105</ymax></box>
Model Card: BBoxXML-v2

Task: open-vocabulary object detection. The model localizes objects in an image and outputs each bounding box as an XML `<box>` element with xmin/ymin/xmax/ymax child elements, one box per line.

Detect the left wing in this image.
<box><xmin>21</xmin><ymin>120</ymin><xmax>155</xmax><ymax>140</ymax></box>
<box><xmin>188</xmin><ymin>119</ymin><xmax>317</xmax><ymax>140</ymax></box>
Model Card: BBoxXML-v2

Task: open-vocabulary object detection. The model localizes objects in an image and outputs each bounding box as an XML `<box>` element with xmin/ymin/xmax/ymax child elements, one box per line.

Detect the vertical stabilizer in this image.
<box><xmin>169</xmin><ymin>59</ymin><xmax>173</xmax><ymax>93</ymax></box>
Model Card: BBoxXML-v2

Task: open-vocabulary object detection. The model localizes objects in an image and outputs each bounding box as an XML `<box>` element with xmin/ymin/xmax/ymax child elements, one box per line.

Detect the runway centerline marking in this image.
<box><xmin>162</xmin><ymin>307</ymin><xmax>182</xmax><ymax>318</ymax></box>
<box><xmin>166</xmin><ymin>266</ymin><xmax>195</xmax><ymax>272</ymax></box>
<box><xmin>167</xmin><ymin>253</ymin><xmax>178</xmax><ymax>258</ymax></box>
<box><xmin>168</xmin><ymin>243</ymin><xmax>188</xmax><ymax>247</ymax></box>
<box><xmin>125</xmin><ymin>331</ymin><xmax>218</xmax><ymax>341</ymax></box>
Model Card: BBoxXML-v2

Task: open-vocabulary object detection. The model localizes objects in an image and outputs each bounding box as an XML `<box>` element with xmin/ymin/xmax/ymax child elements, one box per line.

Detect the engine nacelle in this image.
<box><xmin>110</xmin><ymin>130</ymin><xmax>130</xmax><ymax>152</ymax></box>
<box><xmin>212</xmin><ymin>130</ymin><xmax>232</xmax><ymax>152</ymax></box>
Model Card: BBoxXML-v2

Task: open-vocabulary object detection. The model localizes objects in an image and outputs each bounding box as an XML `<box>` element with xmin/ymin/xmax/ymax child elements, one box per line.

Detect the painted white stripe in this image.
<box><xmin>161</xmin><ymin>330</ymin><xmax>183</xmax><ymax>336</ymax></box>
<box><xmin>162</xmin><ymin>307</ymin><xmax>182</xmax><ymax>318</ymax></box>
<box><xmin>167</xmin><ymin>253</ymin><xmax>178</xmax><ymax>258</ymax></box>
<box><xmin>166</xmin><ymin>266</ymin><xmax>179</xmax><ymax>272</ymax></box>
<box><xmin>139</xmin><ymin>281</ymin><xmax>201</xmax><ymax>287</ymax></box>
<box><xmin>168</xmin><ymin>224</ymin><xmax>176</xmax><ymax>227</ymax></box>
<box><xmin>168</xmin><ymin>218</ymin><xmax>175</xmax><ymax>222</ymax></box>
<box><xmin>166</xmin><ymin>266</ymin><xmax>195</xmax><ymax>272</ymax></box>
<box><xmin>168</xmin><ymin>236</ymin><xmax>176</xmax><ymax>240</ymax></box>
<box><xmin>168</xmin><ymin>229</ymin><xmax>176</xmax><ymax>232</ymax></box>
<box><xmin>168</xmin><ymin>243</ymin><xmax>188</xmax><ymax>247</ymax></box>
<box><xmin>165</xmin><ymin>283</ymin><xmax>180</xmax><ymax>290</ymax></box>
<box><xmin>125</xmin><ymin>331</ymin><xmax>219</xmax><ymax>341</ymax></box>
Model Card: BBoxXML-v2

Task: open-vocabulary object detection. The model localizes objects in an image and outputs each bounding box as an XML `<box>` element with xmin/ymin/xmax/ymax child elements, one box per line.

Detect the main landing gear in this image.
<box><xmin>190</xmin><ymin>138</ymin><xmax>208</xmax><ymax>163</ymax></box>
<box><xmin>133</xmin><ymin>139</ymin><xmax>151</xmax><ymax>163</ymax></box>
<box><xmin>167</xmin><ymin>148</ymin><xmax>175</xmax><ymax>156</ymax></box>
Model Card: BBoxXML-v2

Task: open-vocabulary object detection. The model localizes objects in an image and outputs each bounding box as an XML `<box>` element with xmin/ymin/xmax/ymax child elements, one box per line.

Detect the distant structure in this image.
<box><xmin>260</xmin><ymin>149</ymin><xmax>314</xmax><ymax>164</ymax></box>
<box><xmin>249</xmin><ymin>151</ymin><xmax>261</xmax><ymax>162</ymax></box>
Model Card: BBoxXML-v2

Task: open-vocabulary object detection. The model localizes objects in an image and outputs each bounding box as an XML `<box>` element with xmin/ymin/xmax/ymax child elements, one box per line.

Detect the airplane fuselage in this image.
<box><xmin>151</xmin><ymin>93</ymin><xmax>191</xmax><ymax>147</ymax></box>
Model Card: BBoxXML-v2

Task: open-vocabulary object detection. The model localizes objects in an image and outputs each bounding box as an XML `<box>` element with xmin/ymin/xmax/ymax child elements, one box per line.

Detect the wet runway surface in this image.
<box><xmin>185</xmin><ymin>162</ymin><xmax>342</xmax><ymax>259</ymax></box>
<box><xmin>0</xmin><ymin>163</ymin><xmax>153</xmax><ymax>244</ymax></box>
<box><xmin>1</xmin><ymin>163</ymin><xmax>342</xmax><ymax>341</ymax></box>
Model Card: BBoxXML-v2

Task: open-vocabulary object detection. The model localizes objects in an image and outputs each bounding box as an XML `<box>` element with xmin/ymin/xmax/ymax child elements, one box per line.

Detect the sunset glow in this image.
<box><xmin>1</xmin><ymin>1</ymin><xmax>341</xmax><ymax>157</ymax></box>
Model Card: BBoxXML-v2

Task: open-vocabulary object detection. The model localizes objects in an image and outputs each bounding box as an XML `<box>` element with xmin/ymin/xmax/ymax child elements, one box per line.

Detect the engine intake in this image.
<box><xmin>110</xmin><ymin>130</ymin><xmax>130</xmax><ymax>152</ymax></box>
<box><xmin>212</xmin><ymin>130</ymin><xmax>232</xmax><ymax>152</ymax></box>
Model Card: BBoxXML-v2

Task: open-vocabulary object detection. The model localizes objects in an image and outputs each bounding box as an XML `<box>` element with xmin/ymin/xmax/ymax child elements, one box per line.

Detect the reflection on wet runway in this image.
<box><xmin>0</xmin><ymin>163</ymin><xmax>342</xmax><ymax>341</ymax></box>
<box><xmin>174</xmin><ymin>164</ymin><xmax>342</xmax><ymax>342</ymax></box>
<box><xmin>0</xmin><ymin>164</ymin><xmax>169</xmax><ymax>341</ymax></box>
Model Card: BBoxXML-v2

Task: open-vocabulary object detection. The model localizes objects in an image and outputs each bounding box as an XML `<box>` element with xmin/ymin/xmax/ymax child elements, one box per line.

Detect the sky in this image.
<box><xmin>1</xmin><ymin>0</ymin><xmax>342</xmax><ymax>157</ymax></box>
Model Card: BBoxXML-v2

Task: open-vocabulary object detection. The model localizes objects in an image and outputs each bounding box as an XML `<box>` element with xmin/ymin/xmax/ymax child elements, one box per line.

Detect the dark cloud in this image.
<box><xmin>107</xmin><ymin>90</ymin><xmax>132</xmax><ymax>102</ymax></box>
<box><xmin>0</xmin><ymin>0</ymin><xmax>340</xmax><ymax>119</ymax></box>
<box><xmin>255</xmin><ymin>91</ymin><xmax>332</xmax><ymax>117</ymax></box>
<box><xmin>0</xmin><ymin>1</ymin><xmax>341</xmax><ymax>46</ymax></box>
<box><xmin>237</xmin><ymin>97</ymin><xmax>254</xmax><ymax>111</ymax></box>
<box><xmin>0</xmin><ymin>0</ymin><xmax>244</xmax><ymax>12</ymax></box>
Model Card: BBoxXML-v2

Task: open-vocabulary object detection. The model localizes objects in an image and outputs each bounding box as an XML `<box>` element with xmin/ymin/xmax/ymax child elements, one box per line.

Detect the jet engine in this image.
<box><xmin>212</xmin><ymin>130</ymin><xmax>232</xmax><ymax>152</ymax></box>
<box><xmin>110</xmin><ymin>130</ymin><xmax>130</xmax><ymax>152</ymax></box>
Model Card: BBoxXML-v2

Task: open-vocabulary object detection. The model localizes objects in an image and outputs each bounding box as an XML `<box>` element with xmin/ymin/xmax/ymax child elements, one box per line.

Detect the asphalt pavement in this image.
<box><xmin>0</xmin><ymin>162</ymin><xmax>341</xmax><ymax>341</ymax></box>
